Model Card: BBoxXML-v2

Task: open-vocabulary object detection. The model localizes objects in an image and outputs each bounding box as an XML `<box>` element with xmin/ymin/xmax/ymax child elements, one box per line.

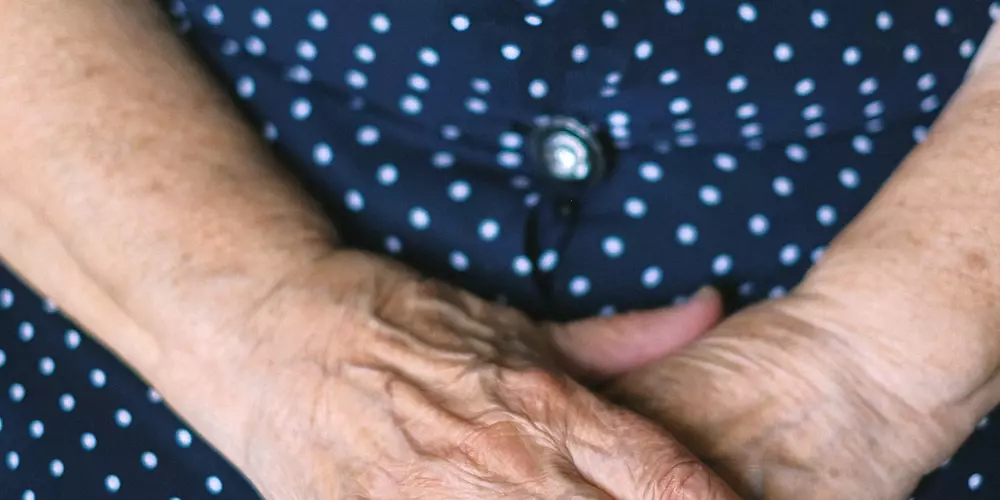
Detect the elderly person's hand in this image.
<box><xmin>570</xmin><ymin>24</ymin><xmax>1000</xmax><ymax>500</ymax></box>
<box><xmin>202</xmin><ymin>251</ymin><xmax>737</xmax><ymax>499</ymax></box>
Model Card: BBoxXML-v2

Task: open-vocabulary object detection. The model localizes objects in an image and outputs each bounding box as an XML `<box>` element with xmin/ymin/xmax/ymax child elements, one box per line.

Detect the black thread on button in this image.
<box><xmin>524</xmin><ymin>196</ymin><xmax>581</xmax><ymax>309</ymax></box>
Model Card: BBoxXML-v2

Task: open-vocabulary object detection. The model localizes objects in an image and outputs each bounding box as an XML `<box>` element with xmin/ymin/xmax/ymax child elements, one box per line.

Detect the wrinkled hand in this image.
<box><xmin>570</xmin><ymin>285</ymin><xmax>999</xmax><ymax>499</ymax></box>
<box><xmin>213</xmin><ymin>251</ymin><xmax>736</xmax><ymax>499</ymax></box>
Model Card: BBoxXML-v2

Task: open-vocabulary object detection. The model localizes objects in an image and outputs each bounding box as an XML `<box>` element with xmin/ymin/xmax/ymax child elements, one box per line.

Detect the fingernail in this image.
<box><xmin>692</xmin><ymin>286</ymin><xmax>717</xmax><ymax>302</ymax></box>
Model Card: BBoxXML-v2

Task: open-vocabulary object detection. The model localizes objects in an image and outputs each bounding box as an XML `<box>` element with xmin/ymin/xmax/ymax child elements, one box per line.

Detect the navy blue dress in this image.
<box><xmin>1</xmin><ymin>0</ymin><xmax>998</xmax><ymax>497</ymax></box>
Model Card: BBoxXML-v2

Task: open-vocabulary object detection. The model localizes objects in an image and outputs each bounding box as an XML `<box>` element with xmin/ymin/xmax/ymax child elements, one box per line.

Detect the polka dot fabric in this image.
<box><xmin>1</xmin><ymin>0</ymin><xmax>999</xmax><ymax>497</ymax></box>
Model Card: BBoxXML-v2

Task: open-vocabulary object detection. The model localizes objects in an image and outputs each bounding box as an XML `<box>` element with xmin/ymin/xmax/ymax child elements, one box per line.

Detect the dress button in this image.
<box><xmin>531</xmin><ymin>116</ymin><xmax>605</xmax><ymax>183</ymax></box>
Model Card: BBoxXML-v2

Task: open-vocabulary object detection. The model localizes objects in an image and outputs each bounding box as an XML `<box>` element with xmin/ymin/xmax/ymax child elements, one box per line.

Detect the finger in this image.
<box><xmin>565</xmin><ymin>396</ymin><xmax>740</xmax><ymax>500</ymax></box>
<box><xmin>551</xmin><ymin>287</ymin><xmax>723</xmax><ymax>378</ymax></box>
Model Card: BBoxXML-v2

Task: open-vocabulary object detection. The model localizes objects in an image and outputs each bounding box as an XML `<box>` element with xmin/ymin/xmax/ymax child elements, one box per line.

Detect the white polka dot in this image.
<box><xmin>406</xmin><ymin>73</ymin><xmax>430</xmax><ymax>93</ymax></box>
<box><xmin>451</xmin><ymin>14</ymin><xmax>470</xmax><ymax>31</ymax></box>
<box><xmin>674</xmin><ymin>119</ymin><xmax>695</xmax><ymax>133</ymax></box>
<box><xmin>250</xmin><ymin>7</ymin><xmax>271</xmax><ymax>28</ymax></box>
<box><xmin>810</xmin><ymin>9</ymin><xmax>829</xmax><ymax>28</ymax></box>
<box><xmin>876</xmin><ymin>10</ymin><xmax>893</xmax><ymax>30</ymax></box>
<box><xmin>571</xmin><ymin>44</ymin><xmax>590</xmax><ymax>63</ymax></box>
<box><xmin>665</xmin><ymin>0</ymin><xmax>685</xmax><ymax>15</ymax></box>
<box><xmin>738</xmin><ymin>3</ymin><xmax>757</xmax><ymax>22</ymax></box>
<box><xmin>512</xmin><ymin>256</ymin><xmax>534</xmax><ymax>276</ymax></box>
<box><xmin>449</xmin><ymin>251</ymin><xmax>470</xmax><ymax>271</ymax></box>
<box><xmin>608</xmin><ymin>111</ymin><xmax>630</xmax><ymax>128</ymax></box>
<box><xmin>207</xmin><ymin>476</ymin><xmax>224</xmax><ymax>495</ymax></box>
<box><xmin>740</xmin><ymin>123</ymin><xmax>762</xmax><ymax>138</ymax></box>
<box><xmin>538</xmin><ymin>250</ymin><xmax>559</xmax><ymax>272</ymax></box>
<box><xmin>478</xmin><ymin>220</ymin><xmax>501</xmax><ymax>241</ymax></box>
<box><xmin>375</xmin><ymin>164</ymin><xmax>399</xmax><ymax>186</ymax></box>
<box><xmin>384</xmin><ymin>236</ymin><xmax>402</xmax><ymax>254</ymax></box>
<box><xmin>624</xmin><ymin>197</ymin><xmax>647</xmax><ymax>218</ymax></box>
<box><xmin>290</xmin><ymin>98</ymin><xmax>312</xmax><ymax>120</ymax></box>
<box><xmin>960</xmin><ymin>39</ymin><xmax>977</xmax><ymax>59</ymax></box>
<box><xmin>262</xmin><ymin>122</ymin><xmax>278</xmax><ymax>142</ymax></box>
<box><xmin>786</xmin><ymin>144</ymin><xmax>808</xmax><ymax>162</ymax></box>
<box><xmin>176</xmin><ymin>429</ymin><xmax>193</xmax><ymax>448</ymax></box>
<box><xmin>442</xmin><ymin>125</ymin><xmax>461</xmax><ymax>140</ymax></box>
<box><xmin>501</xmin><ymin>44</ymin><xmax>521</xmax><ymax>60</ymax></box>
<box><xmin>418</xmin><ymin>47</ymin><xmax>440</xmax><ymax>66</ymax></box>
<box><xmin>220</xmin><ymin>38</ymin><xmax>240</xmax><ymax>55</ymax></box>
<box><xmin>370</xmin><ymin>12</ymin><xmax>391</xmax><ymax>33</ymax></box>
<box><xmin>676</xmin><ymin>134</ymin><xmax>698</xmax><ymax>148</ymax></box>
<box><xmin>839</xmin><ymin>167</ymin><xmax>860</xmax><ymax>188</ymax></box>
<box><xmin>642</xmin><ymin>266</ymin><xmax>663</xmax><ymax>288</ymax></box>
<box><xmin>805</xmin><ymin>122</ymin><xmax>827</xmax><ymax>138</ymax></box>
<box><xmin>296</xmin><ymin>40</ymin><xmax>318</xmax><ymax>61</ymax></box>
<box><xmin>409</xmin><ymin>208</ymin><xmax>431</xmax><ymax>230</ymax></box>
<box><xmin>6</xmin><ymin>451</ymin><xmax>19</xmax><ymax>469</ymax></box>
<box><xmin>528</xmin><ymin>79</ymin><xmax>549</xmax><ymax>99</ymax></box>
<box><xmin>852</xmin><ymin>135</ymin><xmax>874</xmax><ymax>155</ymax></box>
<box><xmin>969</xmin><ymin>473</ymin><xmax>983</xmax><ymax>491</ymax></box>
<box><xmin>0</xmin><ymin>289</ymin><xmax>12</xmax><ymax>308</ymax></box>
<box><xmin>779</xmin><ymin>244</ymin><xmax>801</xmax><ymax>265</ymax></box>
<box><xmin>59</xmin><ymin>393</ymin><xmax>75</xmax><ymax>412</ymax></box>
<box><xmin>736</xmin><ymin>103</ymin><xmax>758</xmax><ymax>120</ymax></box>
<box><xmin>935</xmin><ymin>7</ymin><xmax>953</xmax><ymax>27</ymax></box>
<box><xmin>470</xmin><ymin>77</ymin><xmax>491</xmax><ymax>94</ymax></box>
<box><xmin>728</xmin><ymin>74</ymin><xmax>748</xmax><ymax>93</ymax></box>
<box><xmin>978</xmin><ymin>416</ymin><xmax>990</xmax><ymax>429</ymax></box>
<box><xmin>536</xmin><ymin>0</ymin><xmax>555</xmax><ymax>6</ymax></box>
<box><xmin>465</xmin><ymin>97</ymin><xmax>489</xmax><ymax>114</ymax></box>
<box><xmin>525</xmin><ymin>13</ymin><xmax>543</xmax><ymax>26</ymax></box>
<box><xmin>307</xmin><ymin>10</ymin><xmax>328</xmax><ymax>31</ymax></box>
<box><xmin>811</xmin><ymin>247</ymin><xmax>826</xmax><ymax>263</ymax></box>
<box><xmin>816</xmin><ymin>205</ymin><xmax>837</xmax><ymax>226</ymax></box>
<box><xmin>659</xmin><ymin>69</ymin><xmax>680</xmax><ymax>85</ymax></box>
<box><xmin>859</xmin><ymin>76</ymin><xmax>879</xmax><ymax>95</ymax></box>
<box><xmin>22</xmin><ymin>491</ymin><xmax>34</xmax><ymax>500</ymax></box>
<box><xmin>106</xmin><ymin>474</ymin><xmax>121</xmax><ymax>493</ymax></box>
<box><xmin>748</xmin><ymin>214</ymin><xmax>770</xmax><ymax>235</ymax></box>
<box><xmin>426</xmin><ymin>151</ymin><xmax>453</xmax><ymax>170</ymax></box>
<box><xmin>9</xmin><ymin>383</ymin><xmax>24</xmax><ymax>402</ymax></box>
<box><xmin>0</xmin><ymin>350</ymin><xmax>5</xmax><ymax>368</ymax></box>
<box><xmin>18</xmin><ymin>322</ymin><xmax>33</xmax><ymax>342</ymax></box>
<box><xmin>773</xmin><ymin>176</ymin><xmax>794</xmax><ymax>196</ymax></box>
<box><xmin>605</xmin><ymin>71</ymin><xmax>622</xmax><ymax>85</ymax></box>
<box><xmin>147</xmin><ymin>387</ymin><xmax>163</xmax><ymax>403</ymax></box>
<box><xmin>699</xmin><ymin>185</ymin><xmax>722</xmax><ymax>205</ymax></box>
<box><xmin>28</xmin><ymin>420</ymin><xmax>44</xmax><ymax>438</ymax></box>
<box><xmin>712</xmin><ymin>255</ymin><xmax>733</xmax><ymax>276</ymax></box>
<box><xmin>202</xmin><ymin>4</ymin><xmax>224</xmax><ymax>25</ymax></box>
<box><xmin>669</xmin><ymin>97</ymin><xmax>691</xmax><ymax>115</ymax></box>
<box><xmin>903</xmin><ymin>44</ymin><xmax>921</xmax><ymax>63</ymax></box>
<box><xmin>913</xmin><ymin>125</ymin><xmax>930</xmax><ymax>143</ymax></box>
<box><xmin>448</xmin><ymin>180</ymin><xmax>471</xmax><ymax>201</ymax></box>
<box><xmin>634</xmin><ymin>40</ymin><xmax>653</xmax><ymax>59</ymax></box>
<box><xmin>344</xmin><ymin>190</ymin><xmax>364</xmax><ymax>212</ymax></box>
<box><xmin>312</xmin><ymin>143</ymin><xmax>333</xmax><ymax>166</ymax></box>
<box><xmin>800</xmin><ymin>104</ymin><xmax>823</xmax><ymax>121</ymax></box>
<box><xmin>244</xmin><ymin>36</ymin><xmax>266</xmax><ymax>56</ymax></box>
<box><xmin>235</xmin><ymin>76</ymin><xmax>255</xmax><ymax>98</ymax></box>
<box><xmin>920</xmin><ymin>95</ymin><xmax>940</xmax><ymax>113</ymax></box>
<box><xmin>639</xmin><ymin>162</ymin><xmax>663</xmax><ymax>182</ymax></box>
<box><xmin>82</xmin><ymin>432</ymin><xmax>97</xmax><ymax>450</ymax></box>
<box><xmin>774</xmin><ymin>43</ymin><xmax>794</xmax><ymax>62</ymax></box>
<box><xmin>115</xmin><ymin>409</ymin><xmax>132</xmax><ymax>428</ymax></box>
<box><xmin>356</xmin><ymin>125</ymin><xmax>380</xmax><ymax>146</ymax></box>
<box><xmin>917</xmin><ymin>73</ymin><xmax>937</xmax><ymax>92</ymax></box>
<box><xmin>50</xmin><ymin>459</ymin><xmax>64</xmax><ymax>477</ymax></box>
<box><xmin>141</xmin><ymin>451</ymin><xmax>158</xmax><ymax>470</ymax></box>
<box><xmin>568</xmin><ymin>276</ymin><xmax>591</xmax><ymax>297</ymax></box>
<box><xmin>602</xmin><ymin>236</ymin><xmax>625</xmax><ymax>258</ymax></box>
<box><xmin>864</xmin><ymin>100</ymin><xmax>885</xmax><ymax>118</ymax></box>
<box><xmin>795</xmin><ymin>78</ymin><xmax>815</xmax><ymax>96</ymax></box>
<box><xmin>602</xmin><ymin>10</ymin><xmax>620</xmax><ymax>29</ymax></box>
<box><xmin>993</xmin><ymin>2</ymin><xmax>1000</xmax><ymax>21</ymax></box>
<box><xmin>705</xmin><ymin>36</ymin><xmax>724</xmax><ymax>55</ymax></box>
<box><xmin>353</xmin><ymin>44</ymin><xmax>376</xmax><ymax>64</ymax></box>
<box><xmin>714</xmin><ymin>153</ymin><xmax>737</xmax><ymax>172</ymax></box>
<box><xmin>676</xmin><ymin>223</ymin><xmax>698</xmax><ymax>245</ymax></box>
<box><xmin>399</xmin><ymin>95</ymin><xmax>422</xmax><ymax>115</ymax></box>
<box><xmin>842</xmin><ymin>46</ymin><xmax>862</xmax><ymax>65</ymax></box>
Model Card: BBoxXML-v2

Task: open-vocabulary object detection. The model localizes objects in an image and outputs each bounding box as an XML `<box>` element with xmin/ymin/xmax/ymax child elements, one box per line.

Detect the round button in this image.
<box><xmin>531</xmin><ymin>116</ymin><xmax>605</xmax><ymax>183</ymax></box>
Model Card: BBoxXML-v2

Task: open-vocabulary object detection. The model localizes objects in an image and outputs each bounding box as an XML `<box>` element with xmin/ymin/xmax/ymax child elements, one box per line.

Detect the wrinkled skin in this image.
<box><xmin>202</xmin><ymin>251</ymin><xmax>738</xmax><ymax>500</ymax></box>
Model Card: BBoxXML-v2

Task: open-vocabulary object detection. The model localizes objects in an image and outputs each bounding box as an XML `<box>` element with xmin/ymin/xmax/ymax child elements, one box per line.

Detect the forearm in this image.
<box><xmin>0</xmin><ymin>1</ymin><xmax>338</xmax><ymax>367</ymax></box>
<box><xmin>801</xmin><ymin>25</ymin><xmax>1000</xmax><ymax>411</ymax></box>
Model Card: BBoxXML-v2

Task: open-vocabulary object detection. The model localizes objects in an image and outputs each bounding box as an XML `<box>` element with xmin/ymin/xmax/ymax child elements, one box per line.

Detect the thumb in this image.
<box><xmin>550</xmin><ymin>287</ymin><xmax>723</xmax><ymax>378</ymax></box>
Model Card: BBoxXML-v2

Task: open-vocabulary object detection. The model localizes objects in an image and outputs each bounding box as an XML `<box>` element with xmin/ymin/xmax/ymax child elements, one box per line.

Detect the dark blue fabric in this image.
<box><xmin>2</xmin><ymin>0</ymin><xmax>999</xmax><ymax>497</ymax></box>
